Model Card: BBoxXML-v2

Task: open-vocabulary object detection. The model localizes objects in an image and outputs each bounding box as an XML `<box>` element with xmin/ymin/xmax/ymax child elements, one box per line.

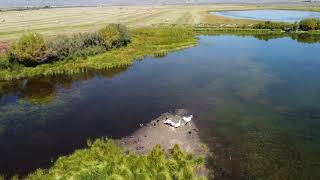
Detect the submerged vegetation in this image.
<box><xmin>25</xmin><ymin>139</ymin><xmax>206</xmax><ymax>180</ymax></box>
<box><xmin>0</xmin><ymin>26</ymin><xmax>196</xmax><ymax>80</ymax></box>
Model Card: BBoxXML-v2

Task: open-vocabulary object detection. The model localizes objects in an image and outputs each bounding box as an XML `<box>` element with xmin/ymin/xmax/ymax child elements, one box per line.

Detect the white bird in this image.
<box><xmin>164</xmin><ymin>119</ymin><xmax>181</xmax><ymax>128</ymax></box>
<box><xmin>183</xmin><ymin>115</ymin><xmax>193</xmax><ymax>123</ymax></box>
<box><xmin>164</xmin><ymin>119</ymin><xmax>174</xmax><ymax>125</ymax></box>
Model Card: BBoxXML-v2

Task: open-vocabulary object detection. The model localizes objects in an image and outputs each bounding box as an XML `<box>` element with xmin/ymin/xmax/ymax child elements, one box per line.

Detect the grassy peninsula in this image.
<box><xmin>0</xmin><ymin>26</ymin><xmax>196</xmax><ymax>80</ymax></box>
<box><xmin>3</xmin><ymin>139</ymin><xmax>206</xmax><ymax>180</ymax></box>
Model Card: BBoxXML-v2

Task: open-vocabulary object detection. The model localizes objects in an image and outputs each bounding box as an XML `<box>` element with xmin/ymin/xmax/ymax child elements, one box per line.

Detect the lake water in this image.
<box><xmin>212</xmin><ymin>10</ymin><xmax>320</xmax><ymax>22</ymax></box>
<box><xmin>1</xmin><ymin>34</ymin><xmax>320</xmax><ymax>179</ymax></box>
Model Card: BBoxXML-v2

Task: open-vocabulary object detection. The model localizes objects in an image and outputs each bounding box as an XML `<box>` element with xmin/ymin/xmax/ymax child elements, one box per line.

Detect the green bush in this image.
<box><xmin>47</xmin><ymin>32</ymin><xmax>106</xmax><ymax>60</ymax></box>
<box><xmin>8</xmin><ymin>33</ymin><xmax>50</xmax><ymax>66</ymax></box>
<box><xmin>0</xmin><ymin>54</ymin><xmax>10</xmax><ymax>69</ymax></box>
<box><xmin>26</xmin><ymin>139</ymin><xmax>206</xmax><ymax>180</ymax></box>
<box><xmin>299</xmin><ymin>18</ymin><xmax>320</xmax><ymax>31</ymax></box>
<box><xmin>99</xmin><ymin>24</ymin><xmax>131</xmax><ymax>48</ymax></box>
<box><xmin>7</xmin><ymin>24</ymin><xmax>131</xmax><ymax>67</ymax></box>
<box><xmin>253</xmin><ymin>21</ymin><xmax>293</xmax><ymax>31</ymax></box>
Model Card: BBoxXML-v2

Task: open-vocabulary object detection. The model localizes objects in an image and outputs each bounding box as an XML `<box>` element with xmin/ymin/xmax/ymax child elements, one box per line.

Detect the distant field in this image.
<box><xmin>0</xmin><ymin>4</ymin><xmax>319</xmax><ymax>41</ymax></box>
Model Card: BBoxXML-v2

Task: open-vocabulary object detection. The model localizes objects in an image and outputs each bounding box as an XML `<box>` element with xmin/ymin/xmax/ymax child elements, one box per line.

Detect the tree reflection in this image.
<box><xmin>0</xmin><ymin>66</ymin><xmax>129</xmax><ymax>105</ymax></box>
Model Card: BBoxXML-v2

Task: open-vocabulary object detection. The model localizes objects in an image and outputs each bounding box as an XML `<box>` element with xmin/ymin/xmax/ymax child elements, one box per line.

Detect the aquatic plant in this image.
<box><xmin>26</xmin><ymin>139</ymin><xmax>206</xmax><ymax>180</ymax></box>
<box><xmin>154</xmin><ymin>50</ymin><xmax>168</xmax><ymax>58</ymax></box>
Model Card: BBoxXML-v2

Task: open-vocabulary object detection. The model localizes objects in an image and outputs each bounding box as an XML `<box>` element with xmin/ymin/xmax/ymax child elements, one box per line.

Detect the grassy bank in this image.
<box><xmin>24</xmin><ymin>139</ymin><xmax>206</xmax><ymax>180</ymax></box>
<box><xmin>0</xmin><ymin>26</ymin><xmax>196</xmax><ymax>80</ymax></box>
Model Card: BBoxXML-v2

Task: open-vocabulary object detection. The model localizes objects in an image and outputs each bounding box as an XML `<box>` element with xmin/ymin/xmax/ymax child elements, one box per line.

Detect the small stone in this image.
<box><xmin>189</xmin><ymin>131</ymin><xmax>192</xmax><ymax>134</ymax></box>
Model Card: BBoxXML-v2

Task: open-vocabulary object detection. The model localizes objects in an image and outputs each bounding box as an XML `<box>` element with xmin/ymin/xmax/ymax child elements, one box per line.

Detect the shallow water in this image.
<box><xmin>1</xmin><ymin>34</ymin><xmax>320</xmax><ymax>179</ymax></box>
<box><xmin>212</xmin><ymin>10</ymin><xmax>320</xmax><ymax>22</ymax></box>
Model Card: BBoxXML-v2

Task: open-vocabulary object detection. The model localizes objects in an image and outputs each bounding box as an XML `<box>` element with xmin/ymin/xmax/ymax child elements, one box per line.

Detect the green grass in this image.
<box><xmin>0</xmin><ymin>26</ymin><xmax>197</xmax><ymax>80</ymax></box>
<box><xmin>26</xmin><ymin>139</ymin><xmax>206</xmax><ymax>180</ymax></box>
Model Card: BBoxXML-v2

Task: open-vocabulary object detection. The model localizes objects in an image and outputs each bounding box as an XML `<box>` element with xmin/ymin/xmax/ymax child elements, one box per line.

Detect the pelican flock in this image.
<box><xmin>164</xmin><ymin>114</ymin><xmax>193</xmax><ymax>128</ymax></box>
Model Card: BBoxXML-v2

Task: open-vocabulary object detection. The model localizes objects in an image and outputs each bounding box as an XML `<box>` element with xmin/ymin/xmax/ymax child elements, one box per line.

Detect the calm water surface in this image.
<box><xmin>1</xmin><ymin>34</ymin><xmax>320</xmax><ymax>179</ymax></box>
<box><xmin>212</xmin><ymin>10</ymin><xmax>320</xmax><ymax>22</ymax></box>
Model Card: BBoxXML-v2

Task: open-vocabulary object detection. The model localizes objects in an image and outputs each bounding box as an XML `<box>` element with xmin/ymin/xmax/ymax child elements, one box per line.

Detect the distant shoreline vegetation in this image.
<box><xmin>195</xmin><ymin>18</ymin><xmax>320</xmax><ymax>33</ymax></box>
<box><xmin>0</xmin><ymin>18</ymin><xmax>319</xmax><ymax>80</ymax></box>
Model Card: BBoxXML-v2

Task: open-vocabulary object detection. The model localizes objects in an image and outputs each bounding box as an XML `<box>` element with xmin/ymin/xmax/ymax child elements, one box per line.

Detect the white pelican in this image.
<box><xmin>164</xmin><ymin>119</ymin><xmax>174</xmax><ymax>125</ymax></box>
<box><xmin>183</xmin><ymin>115</ymin><xmax>193</xmax><ymax>123</ymax></box>
<box><xmin>164</xmin><ymin>119</ymin><xmax>181</xmax><ymax>128</ymax></box>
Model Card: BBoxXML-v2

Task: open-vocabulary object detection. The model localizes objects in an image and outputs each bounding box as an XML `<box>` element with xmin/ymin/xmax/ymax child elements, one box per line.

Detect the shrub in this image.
<box><xmin>8</xmin><ymin>33</ymin><xmax>50</xmax><ymax>66</ymax></box>
<box><xmin>7</xmin><ymin>24</ymin><xmax>131</xmax><ymax>67</ymax></box>
<box><xmin>299</xmin><ymin>18</ymin><xmax>320</xmax><ymax>31</ymax></box>
<box><xmin>253</xmin><ymin>21</ymin><xmax>292</xmax><ymax>31</ymax></box>
<box><xmin>46</xmin><ymin>32</ymin><xmax>105</xmax><ymax>60</ymax></box>
<box><xmin>99</xmin><ymin>24</ymin><xmax>131</xmax><ymax>48</ymax></box>
<box><xmin>0</xmin><ymin>54</ymin><xmax>10</xmax><ymax>69</ymax></box>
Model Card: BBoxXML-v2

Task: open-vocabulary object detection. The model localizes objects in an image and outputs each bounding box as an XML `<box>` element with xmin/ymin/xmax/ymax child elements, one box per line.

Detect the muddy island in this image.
<box><xmin>119</xmin><ymin>109</ymin><xmax>212</xmax><ymax>178</ymax></box>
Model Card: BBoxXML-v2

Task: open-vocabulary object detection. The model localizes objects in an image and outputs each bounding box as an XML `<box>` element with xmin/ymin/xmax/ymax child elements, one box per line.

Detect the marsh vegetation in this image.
<box><xmin>0</xmin><ymin>26</ymin><xmax>196</xmax><ymax>80</ymax></box>
<box><xmin>253</xmin><ymin>18</ymin><xmax>320</xmax><ymax>31</ymax></box>
<box><xmin>26</xmin><ymin>139</ymin><xmax>206</xmax><ymax>180</ymax></box>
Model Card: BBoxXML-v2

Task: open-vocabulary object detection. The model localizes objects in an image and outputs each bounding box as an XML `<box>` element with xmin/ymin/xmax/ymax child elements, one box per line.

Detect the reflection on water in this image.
<box><xmin>0</xmin><ymin>34</ymin><xmax>320</xmax><ymax>179</ymax></box>
<box><xmin>0</xmin><ymin>67</ymin><xmax>129</xmax><ymax>105</ymax></box>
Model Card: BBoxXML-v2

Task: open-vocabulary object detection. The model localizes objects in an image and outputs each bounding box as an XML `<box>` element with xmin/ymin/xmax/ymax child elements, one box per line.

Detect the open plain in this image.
<box><xmin>1</xmin><ymin>3</ymin><xmax>320</xmax><ymax>40</ymax></box>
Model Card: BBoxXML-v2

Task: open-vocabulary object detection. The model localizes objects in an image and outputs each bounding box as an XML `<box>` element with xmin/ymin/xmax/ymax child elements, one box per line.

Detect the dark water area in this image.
<box><xmin>1</xmin><ymin>34</ymin><xmax>320</xmax><ymax>179</ymax></box>
<box><xmin>212</xmin><ymin>10</ymin><xmax>320</xmax><ymax>22</ymax></box>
